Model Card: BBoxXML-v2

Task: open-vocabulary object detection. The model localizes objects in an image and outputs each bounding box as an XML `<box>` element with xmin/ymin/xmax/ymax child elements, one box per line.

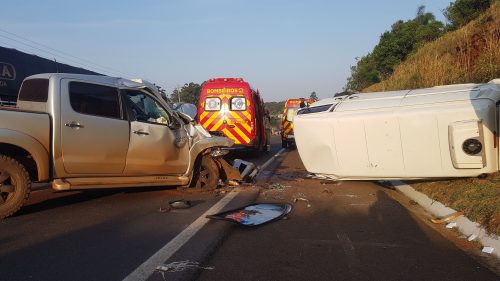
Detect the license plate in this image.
<box><xmin>287</xmin><ymin>135</ymin><xmax>295</xmax><ymax>139</ymax></box>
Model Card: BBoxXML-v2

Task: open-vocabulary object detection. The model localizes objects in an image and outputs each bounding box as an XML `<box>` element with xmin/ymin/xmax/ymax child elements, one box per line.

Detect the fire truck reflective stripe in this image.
<box><xmin>223</xmin><ymin>128</ymin><xmax>243</xmax><ymax>144</ymax></box>
<box><xmin>200</xmin><ymin>111</ymin><xmax>215</xmax><ymax>125</ymax></box>
<box><xmin>210</xmin><ymin>117</ymin><xmax>225</xmax><ymax>131</ymax></box>
<box><xmin>230</xmin><ymin>126</ymin><xmax>250</xmax><ymax>144</ymax></box>
<box><xmin>203</xmin><ymin>112</ymin><xmax>221</xmax><ymax>127</ymax></box>
<box><xmin>232</xmin><ymin>110</ymin><xmax>250</xmax><ymax>123</ymax></box>
<box><xmin>242</xmin><ymin>111</ymin><xmax>251</xmax><ymax>120</ymax></box>
<box><xmin>228</xmin><ymin>111</ymin><xmax>251</xmax><ymax>132</ymax></box>
<box><xmin>283</xmin><ymin>122</ymin><xmax>293</xmax><ymax>135</ymax></box>
<box><xmin>205</xmin><ymin>114</ymin><xmax>223</xmax><ymax>131</ymax></box>
<box><xmin>234</xmin><ymin>122</ymin><xmax>251</xmax><ymax>136</ymax></box>
<box><xmin>199</xmin><ymin>111</ymin><xmax>209</xmax><ymax>121</ymax></box>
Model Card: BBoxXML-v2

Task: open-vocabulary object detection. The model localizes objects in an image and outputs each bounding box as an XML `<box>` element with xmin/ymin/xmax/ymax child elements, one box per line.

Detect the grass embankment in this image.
<box><xmin>411</xmin><ymin>174</ymin><xmax>500</xmax><ymax>237</ymax></box>
<box><xmin>364</xmin><ymin>3</ymin><xmax>500</xmax><ymax>92</ymax></box>
<box><xmin>362</xmin><ymin>4</ymin><xmax>500</xmax><ymax>236</ymax></box>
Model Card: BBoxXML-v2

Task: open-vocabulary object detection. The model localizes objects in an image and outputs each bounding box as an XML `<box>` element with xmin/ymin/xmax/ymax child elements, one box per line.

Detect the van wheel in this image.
<box><xmin>194</xmin><ymin>155</ymin><xmax>220</xmax><ymax>190</ymax></box>
<box><xmin>0</xmin><ymin>155</ymin><xmax>31</xmax><ymax>219</ymax></box>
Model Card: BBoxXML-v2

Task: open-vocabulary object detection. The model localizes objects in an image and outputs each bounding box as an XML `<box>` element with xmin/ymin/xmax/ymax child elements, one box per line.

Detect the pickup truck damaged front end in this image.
<box><xmin>177</xmin><ymin>112</ymin><xmax>235</xmax><ymax>184</ymax></box>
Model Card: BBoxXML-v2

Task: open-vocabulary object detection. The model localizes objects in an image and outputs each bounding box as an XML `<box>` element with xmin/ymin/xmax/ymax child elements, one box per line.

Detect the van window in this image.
<box><xmin>296</xmin><ymin>104</ymin><xmax>334</xmax><ymax>115</ymax></box>
<box><xmin>18</xmin><ymin>79</ymin><xmax>49</xmax><ymax>102</ymax></box>
<box><xmin>69</xmin><ymin>82</ymin><xmax>121</xmax><ymax>119</ymax></box>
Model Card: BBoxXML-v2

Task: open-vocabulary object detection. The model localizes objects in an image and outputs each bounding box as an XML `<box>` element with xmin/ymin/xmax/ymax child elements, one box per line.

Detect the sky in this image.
<box><xmin>1</xmin><ymin>0</ymin><xmax>452</xmax><ymax>101</ymax></box>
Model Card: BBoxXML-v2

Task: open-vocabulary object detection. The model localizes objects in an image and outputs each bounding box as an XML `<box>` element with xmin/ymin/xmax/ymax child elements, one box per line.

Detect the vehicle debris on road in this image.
<box><xmin>207</xmin><ymin>203</ymin><xmax>293</xmax><ymax>227</ymax></box>
<box><xmin>156</xmin><ymin>260</ymin><xmax>214</xmax><ymax>273</ymax></box>
<box><xmin>293</xmin><ymin>197</ymin><xmax>311</xmax><ymax>208</ymax></box>
<box><xmin>430</xmin><ymin>211</ymin><xmax>464</xmax><ymax>224</ymax></box>
<box><xmin>481</xmin><ymin>246</ymin><xmax>495</xmax><ymax>254</ymax></box>
<box><xmin>169</xmin><ymin>200</ymin><xmax>192</xmax><ymax>209</ymax></box>
<box><xmin>446</xmin><ymin>222</ymin><xmax>458</xmax><ymax>229</ymax></box>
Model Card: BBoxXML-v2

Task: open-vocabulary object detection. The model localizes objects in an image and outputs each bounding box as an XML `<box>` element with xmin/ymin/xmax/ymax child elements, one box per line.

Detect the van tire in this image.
<box><xmin>194</xmin><ymin>155</ymin><xmax>220</xmax><ymax>190</ymax></box>
<box><xmin>0</xmin><ymin>155</ymin><xmax>31</xmax><ymax>219</ymax></box>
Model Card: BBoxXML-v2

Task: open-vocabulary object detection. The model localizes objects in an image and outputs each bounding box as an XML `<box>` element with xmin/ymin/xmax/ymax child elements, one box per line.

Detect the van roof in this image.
<box><xmin>310</xmin><ymin>80</ymin><xmax>500</xmax><ymax>112</ymax></box>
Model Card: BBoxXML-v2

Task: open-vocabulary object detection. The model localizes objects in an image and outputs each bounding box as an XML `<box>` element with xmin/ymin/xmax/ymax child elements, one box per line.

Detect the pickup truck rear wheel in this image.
<box><xmin>0</xmin><ymin>155</ymin><xmax>31</xmax><ymax>219</ymax></box>
<box><xmin>194</xmin><ymin>155</ymin><xmax>219</xmax><ymax>190</ymax></box>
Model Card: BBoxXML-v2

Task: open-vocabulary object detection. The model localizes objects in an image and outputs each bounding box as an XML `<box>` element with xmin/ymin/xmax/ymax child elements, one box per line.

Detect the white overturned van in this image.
<box><xmin>294</xmin><ymin>80</ymin><xmax>500</xmax><ymax>180</ymax></box>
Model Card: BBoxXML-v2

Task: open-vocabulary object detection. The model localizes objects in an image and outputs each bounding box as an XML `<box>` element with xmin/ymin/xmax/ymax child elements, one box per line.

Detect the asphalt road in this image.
<box><xmin>0</xmin><ymin>136</ymin><xmax>283</xmax><ymax>281</ymax></box>
<box><xmin>196</xmin><ymin>149</ymin><xmax>500</xmax><ymax>281</ymax></box>
<box><xmin>2</xmin><ymin>136</ymin><xmax>499</xmax><ymax>281</ymax></box>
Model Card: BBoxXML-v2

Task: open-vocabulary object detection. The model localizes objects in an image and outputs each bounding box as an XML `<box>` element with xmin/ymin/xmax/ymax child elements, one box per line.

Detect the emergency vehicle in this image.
<box><xmin>281</xmin><ymin>98</ymin><xmax>315</xmax><ymax>148</ymax></box>
<box><xmin>197</xmin><ymin>78</ymin><xmax>271</xmax><ymax>152</ymax></box>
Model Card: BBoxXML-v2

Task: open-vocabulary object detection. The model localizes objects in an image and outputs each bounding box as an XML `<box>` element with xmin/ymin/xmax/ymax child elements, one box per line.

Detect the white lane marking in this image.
<box><xmin>123</xmin><ymin>190</ymin><xmax>240</xmax><ymax>281</ymax></box>
<box><xmin>259</xmin><ymin>148</ymin><xmax>286</xmax><ymax>172</ymax></box>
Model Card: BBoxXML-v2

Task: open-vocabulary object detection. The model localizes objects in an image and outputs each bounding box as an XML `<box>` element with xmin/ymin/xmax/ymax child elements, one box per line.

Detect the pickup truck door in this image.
<box><xmin>121</xmin><ymin>90</ymin><xmax>190</xmax><ymax>175</ymax></box>
<box><xmin>60</xmin><ymin>80</ymin><xmax>130</xmax><ymax>174</ymax></box>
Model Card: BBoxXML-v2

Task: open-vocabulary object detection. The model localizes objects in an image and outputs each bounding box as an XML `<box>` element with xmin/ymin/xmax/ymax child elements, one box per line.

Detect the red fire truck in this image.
<box><xmin>197</xmin><ymin>78</ymin><xmax>271</xmax><ymax>152</ymax></box>
<box><xmin>281</xmin><ymin>98</ymin><xmax>315</xmax><ymax>148</ymax></box>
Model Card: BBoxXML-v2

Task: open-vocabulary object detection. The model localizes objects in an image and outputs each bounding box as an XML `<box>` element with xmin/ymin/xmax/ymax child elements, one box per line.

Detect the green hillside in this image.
<box><xmin>364</xmin><ymin>2</ymin><xmax>499</xmax><ymax>92</ymax></box>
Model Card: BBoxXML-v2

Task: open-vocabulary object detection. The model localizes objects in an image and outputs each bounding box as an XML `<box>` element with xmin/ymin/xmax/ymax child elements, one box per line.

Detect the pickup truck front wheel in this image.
<box><xmin>0</xmin><ymin>155</ymin><xmax>31</xmax><ymax>219</ymax></box>
<box><xmin>194</xmin><ymin>155</ymin><xmax>220</xmax><ymax>190</ymax></box>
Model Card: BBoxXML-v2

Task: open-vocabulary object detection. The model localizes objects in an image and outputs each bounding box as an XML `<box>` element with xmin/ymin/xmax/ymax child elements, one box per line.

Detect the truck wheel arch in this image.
<box><xmin>0</xmin><ymin>130</ymin><xmax>49</xmax><ymax>182</ymax></box>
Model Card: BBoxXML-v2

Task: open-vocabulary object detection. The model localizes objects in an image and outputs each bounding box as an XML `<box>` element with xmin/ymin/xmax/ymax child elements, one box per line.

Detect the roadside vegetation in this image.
<box><xmin>344</xmin><ymin>0</ymin><xmax>500</xmax><ymax>237</ymax></box>
<box><xmin>364</xmin><ymin>2</ymin><xmax>500</xmax><ymax>92</ymax></box>
<box><xmin>346</xmin><ymin>0</ymin><xmax>499</xmax><ymax>92</ymax></box>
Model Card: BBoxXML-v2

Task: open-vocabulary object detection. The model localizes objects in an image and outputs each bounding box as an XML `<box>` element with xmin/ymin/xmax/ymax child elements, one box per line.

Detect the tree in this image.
<box><xmin>346</xmin><ymin>55</ymin><xmax>380</xmax><ymax>91</ymax></box>
<box><xmin>170</xmin><ymin>82</ymin><xmax>202</xmax><ymax>105</ymax></box>
<box><xmin>155</xmin><ymin>85</ymin><xmax>169</xmax><ymax>102</ymax></box>
<box><xmin>345</xmin><ymin>5</ymin><xmax>444</xmax><ymax>91</ymax></box>
<box><xmin>443</xmin><ymin>0</ymin><xmax>491</xmax><ymax>30</ymax></box>
<box><xmin>309</xmin><ymin>91</ymin><xmax>318</xmax><ymax>101</ymax></box>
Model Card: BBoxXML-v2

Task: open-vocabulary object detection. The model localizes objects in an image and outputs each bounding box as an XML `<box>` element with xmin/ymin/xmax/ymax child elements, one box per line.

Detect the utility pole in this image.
<box><xmin>176</xmin><ymin>84</ymin><xmax>181</xmax><ymax>103</ymax></box>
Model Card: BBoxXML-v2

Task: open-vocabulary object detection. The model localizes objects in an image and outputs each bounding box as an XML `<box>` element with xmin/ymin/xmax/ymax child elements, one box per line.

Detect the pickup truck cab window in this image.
<box><xmin>18</xmin><ymin>79</ymin><xmax>49</xmax><ymax>102</ymax></box>
<box><xmin>123</xmin><ymin>90</ymin><xmax>171</xmax><ymax>126</ymax></box>
<box><xmin>69</xmin><ymin>82</ymin><xmax>121</xmax><ymax>119</ymax></box>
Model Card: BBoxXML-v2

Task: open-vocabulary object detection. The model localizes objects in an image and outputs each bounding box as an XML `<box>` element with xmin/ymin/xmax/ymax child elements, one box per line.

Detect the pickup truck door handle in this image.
<box><xmin>133</xmin><ymin>130</ymin><xmax>149</xmax><ymax>136</ymax></box>
<box><xmin>65</xmin><ymin>122</ymin><xmax>84</xmax><ymax>129</ymax></box>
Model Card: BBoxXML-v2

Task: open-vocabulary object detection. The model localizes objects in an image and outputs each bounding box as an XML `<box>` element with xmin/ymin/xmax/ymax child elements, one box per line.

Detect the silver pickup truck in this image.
<box><xmin>0</xmin><ymin>73</ymin><xmax>233</xmax><ymax>218</ymax></box>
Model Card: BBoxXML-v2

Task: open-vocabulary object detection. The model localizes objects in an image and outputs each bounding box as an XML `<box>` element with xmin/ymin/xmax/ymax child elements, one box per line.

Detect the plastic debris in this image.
<box><xmin>321</xmin><ymin>188</ymin><xmax>333</xmax><ymax>195</ymax></box>
<box><xmin>169</xmin><ymin>200</ymin><xmax>191</xmax><ymax>209</ymax></box>
<box><xmin>156</xmin><ymin>260</ymin><xmax>214</xmax><ymax>273</ymax></box>
<box><xmin>445</xmin><ymin>222</ymin><xmax>457</xmax><ymax>229</ymax></box>
<box><xmin>233</xmin><ymin>159</ymin><xmax>257</xmax><ymax>181</ymax></box>
<box><xmin>430</xmin><ymin>211</ymin><xmax>464</xmax><ymax>224</ymax></box>
<box><xmin>228</xmin><ymin>180</ymin><xmax>240</xmax><ymax>186</ymax></box>
<box><xmin>467</xmin><ymin>234</ymin><xmax>478</xmax><ymax>241</ymax></box>
<box><xmin>159</xmin><ymin>206</ymin><xmax>171</xmax><ymax>213</ymax></box>
<box><xmin>482</xmin><ymin>246</ymin><xmax>494</xmax><ymax>254</ymax></box>
<box><xmin>293</xmin><ymin>197</ymin><xmax>311</xmax><ymax>208</ymax></box>
<box><xmin>216</xmin><ymin>158</ymin><xmax>243</xmax><ymax>181</ymax></box>
<box><xmin>207</xmin><ymin>203</ymin><xmax>293</xmax><ymax>227</ymax></box>
<box><xmin>267</xmin><ymin>183</ymin><xmax>291</xmax><ymax>191</ymax></box>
